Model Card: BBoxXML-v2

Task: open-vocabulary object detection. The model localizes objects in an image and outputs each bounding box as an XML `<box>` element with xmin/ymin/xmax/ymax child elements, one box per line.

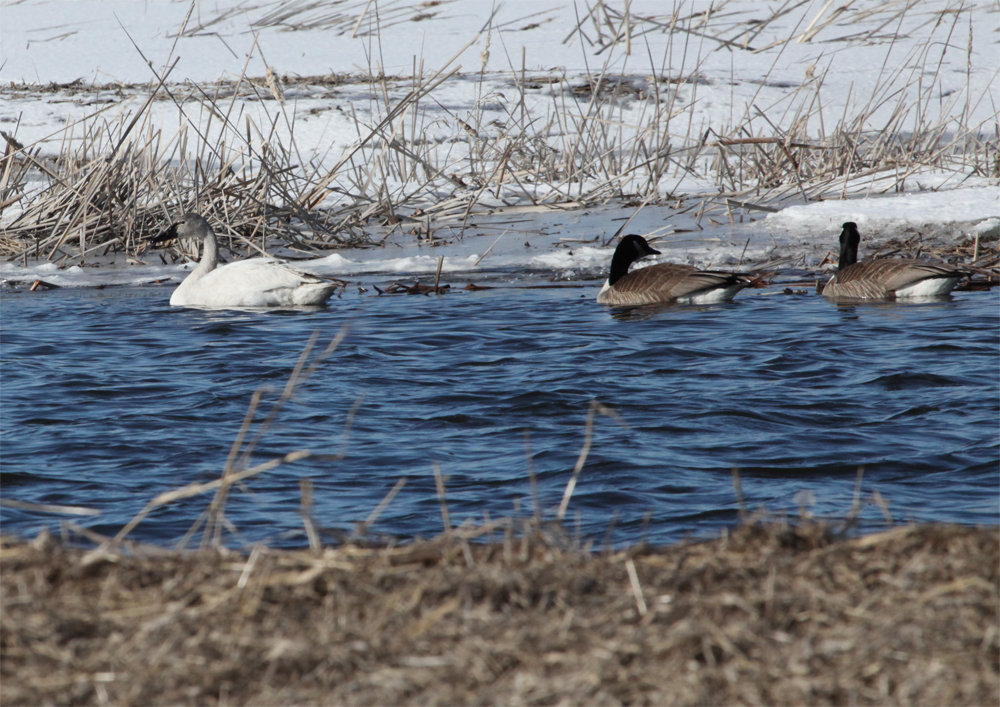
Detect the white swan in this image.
<box><xmin>152</xmin><ymin>213</ymin><xmax>341</xmax><ymax>307</ymax></box>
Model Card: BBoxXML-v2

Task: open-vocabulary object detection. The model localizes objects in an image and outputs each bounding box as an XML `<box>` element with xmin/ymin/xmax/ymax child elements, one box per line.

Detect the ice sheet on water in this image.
<box><xmin>0</xmin><ymin>260</ymin><xmax>190</xmax><ymax>289</ymax></box>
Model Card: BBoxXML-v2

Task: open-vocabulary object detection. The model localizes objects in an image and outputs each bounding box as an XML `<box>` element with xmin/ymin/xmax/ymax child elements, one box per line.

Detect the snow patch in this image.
<box><xmin>766</xmin><ymin>187</ymin><xmax>1000</xmax><ymax>234</ymax></box>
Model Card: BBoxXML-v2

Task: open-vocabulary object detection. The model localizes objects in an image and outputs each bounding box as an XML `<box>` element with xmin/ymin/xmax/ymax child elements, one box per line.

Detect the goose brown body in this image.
<box><xmin>597</xmin><ymin>235</ymin><xmax>752</xmax><ymax>306</ymax></box>
<box><xmin>822</xmin><ymin>223</ymin><xmax>968</xmax><ymax>299</ymax></box>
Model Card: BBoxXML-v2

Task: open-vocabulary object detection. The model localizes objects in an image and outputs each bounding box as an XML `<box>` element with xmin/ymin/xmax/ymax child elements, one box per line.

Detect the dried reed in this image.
<box><xmin>2</xmin><ymin>1</ymin><xmax>994</xmax><ymax>265</ymax></box>
<box><xmin>2</xmin><ymin>517</ymin><xmax>994</xmax><ymax>705</ymax></box>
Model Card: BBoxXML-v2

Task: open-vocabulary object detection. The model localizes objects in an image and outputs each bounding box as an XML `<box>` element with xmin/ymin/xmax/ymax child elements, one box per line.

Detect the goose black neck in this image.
<box><xmin>838</xmin><ymin>222</ymin><xmax>860</xmax><ymax>270</ymax></box>
<box><xmin>608</xmin><ymin>249</ymin><xmax>635</xmax><ymax>286</ymax></box>
<box><xmin>609</xmin><ymin>235</ymin><xmax>659</xmax><ymax>286</ymax></box>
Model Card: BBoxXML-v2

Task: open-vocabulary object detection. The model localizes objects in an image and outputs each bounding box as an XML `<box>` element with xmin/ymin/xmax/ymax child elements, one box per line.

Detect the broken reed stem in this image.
<box><xmin>844</xmin><ymin>466</ymin><xmax>866</xmax><ymax>528</ymax></box>
<box><xmin>0</xmin><ymin>498</ymin><xmax>100</xmax><ymax>517</ymax></box>
<box><xmin>872</xmin><ymin>489</ymin><xmax>894</xmax><ymax>525</ymax></box>
<box><xmin>336</xmin><ymin>394</ymin><xmax>366</xmax><ymax>458</ymax></box>
<box><xmin>433</xmin><ymin>461</ymin><xmax>451</xmax><ymax>534</ymax></box>
<box><xmin>556</xmin><ymin>400</ymin><xmax>619</xmax><ymax>522</ymax></box>
<box><xmin>352</xmin><ymin>477</ymin><xmax>408</xmax><ymax>539</ymax></box>
<box><xmin>300</xmin><ymin>478</ymin><xmax>321</xmax><ymax>555</ymax></box>
<box><xmin>433</xmin><ymin>255</ymin><xmax>444</xmax><ymax>292</ymax></box>
<box><xmin>223</xmin><ymin>388</ymin><xmax>269</xmax><ymax>478</ymax></box>
<box><xmin>625</xmin><ymin>557</ymin><xmax>648</xmax><ymax>616</ymax></box>
<box><xmin>736</xmin><ymin>237</ymin><xmax>751</xmax><ymax>271</ymax></box>
<box><xmin>237</xmin><ymin>544</ymin><xmax>264</xmax><ymax>590</ymax></box>
<box><xmin>473</xmin><ymin>230</ymin><xmax>507</xmax><ymax>267</ymax></box>
<box><xmin>525</xmin><ymin>429</ymin><xmax>541</xmax><ymax>525</ymax></box>
<box><xmin>732</xmin><ymin>467</ymin><xmax>747</xmax><ymax>521</ymax></box>
<box><xmin>175</xmin><ymin>506</ymin><xmax>212</xmax><ymax>552</ymax></box>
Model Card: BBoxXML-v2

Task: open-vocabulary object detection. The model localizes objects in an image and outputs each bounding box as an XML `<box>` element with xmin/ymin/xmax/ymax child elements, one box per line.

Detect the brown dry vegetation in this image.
<box><xmin>2</xmin><ymin>2</ymin><xmax>997</xmax><ymax>267</ymax></box>
<box><xmin>2</xmin><ymin>521</ymin><xmax>997</xmax><ymax>706</ymax></box>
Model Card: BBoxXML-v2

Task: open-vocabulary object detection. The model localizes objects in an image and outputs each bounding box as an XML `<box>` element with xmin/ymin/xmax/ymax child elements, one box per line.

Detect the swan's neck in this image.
<box><xmin>194</xmin><ymin>228</ymin><xmax>219</xmax><ymax>275</ymax></box>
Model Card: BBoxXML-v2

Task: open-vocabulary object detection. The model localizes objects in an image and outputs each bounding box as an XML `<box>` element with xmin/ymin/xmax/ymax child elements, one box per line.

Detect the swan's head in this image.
<box><xmin>174</xmin><ymin>213</ymin><xmax>213</xmax><ymax>240</ymax></box>
<box><xmin>151</xmin><ymin>213</ymin><xmax>213</xmax><ymax>246</ymax></box>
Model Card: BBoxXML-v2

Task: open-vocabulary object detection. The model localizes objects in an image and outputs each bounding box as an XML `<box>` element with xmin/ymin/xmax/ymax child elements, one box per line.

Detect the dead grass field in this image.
<box><xmin>2</xmin><ymin>520</ymin><xmax>996</xmax><ymax>706</ymax></box>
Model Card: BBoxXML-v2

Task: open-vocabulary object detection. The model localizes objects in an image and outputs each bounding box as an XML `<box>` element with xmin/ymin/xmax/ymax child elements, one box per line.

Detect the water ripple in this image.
<box><xmin>1</xmin><ymin>285</ymin><xmax>997</xmax><ymax>546</ymax></box>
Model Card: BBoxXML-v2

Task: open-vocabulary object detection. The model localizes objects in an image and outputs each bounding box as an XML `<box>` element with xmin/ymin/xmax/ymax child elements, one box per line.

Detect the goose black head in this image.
<box><xmin>609</xmin><ymin>234</ymin><xmax>661</xmax><ymax>285</ymax></box>
<box><xmin>838</xmin><ymin>222</ymin><xmax>861</xmax><ymax>270</ymax></box>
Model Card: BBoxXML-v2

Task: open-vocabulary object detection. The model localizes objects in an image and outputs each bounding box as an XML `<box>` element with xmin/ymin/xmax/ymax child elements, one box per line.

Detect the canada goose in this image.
<box><xmin>596</xmin><ymin>234</ymin><xmax>752</xmax><ymax>306</ymax></box>
<box><xmin>152</xmin><ymin>213</ymin><xmax>340</xmax><ymax>307</ymax></box>
<box><xmin>822</xmin><ymin>222</ymin><xmax>969</xmax><ymax>299</ymax></box>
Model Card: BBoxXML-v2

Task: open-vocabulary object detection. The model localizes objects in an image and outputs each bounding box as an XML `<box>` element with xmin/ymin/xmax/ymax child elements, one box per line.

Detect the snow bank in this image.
<box><xmin>767</xmin><ymin>184</ymin><xmax>1000</xmax><ymax>235</ymax></box>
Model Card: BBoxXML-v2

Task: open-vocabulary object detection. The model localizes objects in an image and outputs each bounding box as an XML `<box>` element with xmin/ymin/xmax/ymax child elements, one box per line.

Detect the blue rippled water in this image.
<box><xmin>1</xmin><ymin>284</ymin><xmax>997</xmax><ymax>546</ymax></box>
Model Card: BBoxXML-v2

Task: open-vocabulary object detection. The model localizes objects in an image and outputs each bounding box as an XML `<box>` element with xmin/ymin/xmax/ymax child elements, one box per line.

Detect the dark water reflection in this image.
<box><xmin>1</xmin><ymin>285</ymin><xmax>997</xmax><ymax>547</ymax></box>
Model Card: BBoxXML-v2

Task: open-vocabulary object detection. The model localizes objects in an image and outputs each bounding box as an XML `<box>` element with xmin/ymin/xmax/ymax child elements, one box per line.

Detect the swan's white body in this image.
<box><xmin>157</xmin><ymin>214</ymin><xmax>340</xmax><ymax>308</ymax></box>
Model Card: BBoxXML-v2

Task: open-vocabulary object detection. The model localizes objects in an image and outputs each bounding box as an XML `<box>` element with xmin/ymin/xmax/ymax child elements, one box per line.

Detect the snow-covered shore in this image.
<box><xmin>1</xmin><ymin>0</ymin><xmax>997</xmax><ymax>286</ymax></box>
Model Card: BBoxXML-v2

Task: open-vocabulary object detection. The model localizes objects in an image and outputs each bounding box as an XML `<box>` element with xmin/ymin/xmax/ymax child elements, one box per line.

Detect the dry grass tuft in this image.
<box><xmin>2</xmin><ymin>520</ymin><xmax>996</xmax><ymax>705</ymax></box>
